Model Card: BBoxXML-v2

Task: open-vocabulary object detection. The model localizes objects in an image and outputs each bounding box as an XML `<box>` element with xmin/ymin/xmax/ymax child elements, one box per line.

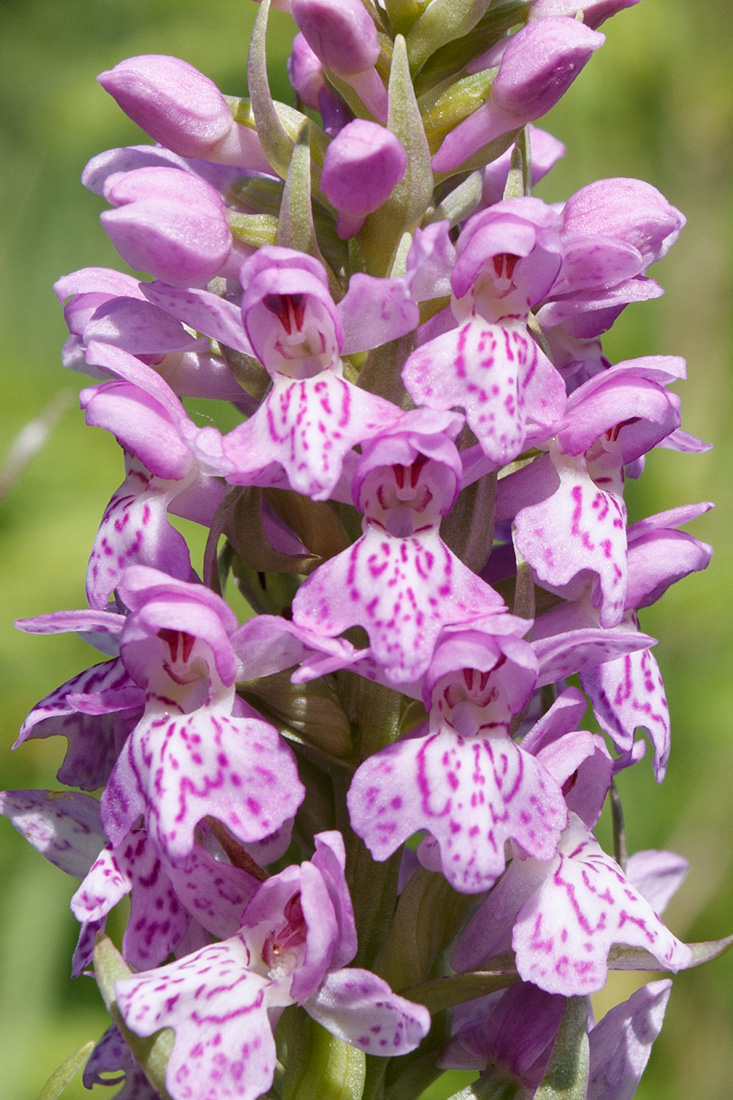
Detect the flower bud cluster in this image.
<box><xmin>1</xmin><ymin>2</ymin><xmax>720</xmax><ymax>1099</ymax></box>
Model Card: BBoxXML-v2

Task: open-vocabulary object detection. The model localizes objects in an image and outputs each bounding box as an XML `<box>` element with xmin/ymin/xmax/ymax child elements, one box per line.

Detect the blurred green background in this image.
<box><xmin>0</xmin><ymin>0</ymin><xmax>730</xmax><ymax>1097</ymax></box>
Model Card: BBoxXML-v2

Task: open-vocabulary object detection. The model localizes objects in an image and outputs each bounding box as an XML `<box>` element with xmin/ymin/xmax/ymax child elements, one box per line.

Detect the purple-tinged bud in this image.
<box><xmin>291</xmin><ymin>0</ymin><xmax>387</xmax><ymax>120</ymax></box>
<box><xmin>292</xmin><ymin>0</ymin><xmax>379</xmax><ymax>76</ymax></box>
<box><xmin>288</xmin><ymin>33</ymin><xmax>350</xmax><ymax>135</ymax></box>
<box><xmin>82</xmin><ymin>145</ymin><xmax>242</xmax><ymax>198</ymax></box>
<box><xmin>101</xmin><ymin>166</ymin><xmax>232</xmax><ymax>286</ymax></box>
<box><xmin>489</xmin><ymin>19</ymin><xmax>605</xmax><ymax>125</ymax></box>
<box><xmin>98</xmin><ymin>56</ymin><xmax>234</xmax><ymax>157</ymax></box>
<box><xmin>321</xmin><ymin>120</ymin><xmax>407</xmax><ymax>238</ymax></box>
<box><xmin>433</xmin><ymin>19</ymin><xmax>604</xmax><ymax>173</ymax></box>
<box><xmin>530</xmin><ymin>0</ymin><xmax>641</xmax><ymax>31</ymax></box>
<box><xmin>482</xmin><ymin>126</ymin><xmax>566</xmax><ymax>206</ymax></box>
<box><xmin>97</xmin><ymin>55</ymin><xmax>273</xmax><ymax>172</ymax></box>
<box><xmin>560</xmin><ymin>178</ymin><xmax>685</xmax><ymax>265</ymax></box>
<box><xmin>288</xmin><ymin>33</ymin><xmax>326</xmax><ymax>109</ymax></box>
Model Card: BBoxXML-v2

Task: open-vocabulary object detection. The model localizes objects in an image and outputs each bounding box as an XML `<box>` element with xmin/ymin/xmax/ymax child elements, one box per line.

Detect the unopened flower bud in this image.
<box><xmin>288</xmin><ymin>32</ymin><xmax>350</xmax><ymax>135</ymax></box>
<box><xmin>291</xmin><ymin>0</ymin><xmax>387</xmax><ymax>120</ymax></box>
<box><xmin>100</xmin><ymin>166</ymin><xmax>232</xmax><ymax>286</ymax></box>
<box><xmin>321</xmin><ymin>120</ymin><xmax>407</xmax><ymax>238</ymax></box>
<box><xmin>489</xmin><ymin>19</ymin><xmax>605</xmax><ymax>121</ymax></box>
<box><xmin>291</xmin><ymin>0</ymin><xmax>379</xmax><ymax>77</ymax></box>
<box><xmin>98</xmin><ymin>55</ymin><xmax>272</xmax><ymax>172</ymax></box>
<box><xmin>560</xmin><ymin>177</ymin><xmax>685</xmax><ymax>265</ymax></box>
<box><xmin>288</xmin><ymin>33</ymin><xmax>326</xmax><ymax>109</ymax></box>
<box><xmin>530</xmin><ymin>0</ymin><xmax>640</xmax><ymax>30</ymax></box>
<box><xmin>433</xmin><ymin>19</ymin><xmax>604</xmax><ymax>173</ymax></box>
<box><xmin>98</xmin><ymin>55</ymin><xmax>234</xmax><ymax>157</ymax></box>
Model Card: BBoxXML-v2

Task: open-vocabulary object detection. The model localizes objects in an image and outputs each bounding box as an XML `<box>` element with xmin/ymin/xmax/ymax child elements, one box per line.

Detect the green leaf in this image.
<box><xmin>441</xmin><ymin>469</ymin><xmax>497</xmax><ymax>573</ymax></box>
<box><xmin>603</xmin><ymin>932</ymin><xmax>733</xmax><ymax>973</ymax></box>
<box><xmin>403</xmin><ymin>967</ymin><xmax>520</xmax><ymax>1015</ymax></box>
<box><xmin>420</xmin><ymin>67</ymin><xmax>497</xmax><ymax>150</ymax></box>
<box><xmin>247</xmin><ymin>0</ymin><xmax>295</xmax><ymax>180</ymax></box>
<box><xmin>501</xmin><ymin>141</ymin><xmax>525</xmax><ymax>202</ymax></box>
<box><xmin>387</xmin><ymin>35</ymin><xmax>434</xmax><ymax>232</ymax></box>
<box><xmin>374</xmin><ymin>867</ymin><xmax>477</xmax><ymax>991</ymax></box>
<box><xmin>226</xmin><ymin>94</ymin><xmax>329</xmax><ymax>160</ymax></box>
<box><xmin>414</xmin><ymin>1</ymin><xmax>531</xmax><ymax>94</ymax></box>
<box><xmin>512</xmin><ymin>551</ymin><xmax>535</xmax><ymax>622</ymax></box>
<box><xmin>36</xmin><ymin>1041</ymin><xmax>95</xmax><ymax>1100</ymax></box>
<box><xmin>383</xmin><ymin>0</ymin><xmax>427</xmax><ymax>37</ymax></box>
<box><xmin>264</xmin><ymin>487</ymin><xmax>353</xmax><ymax>561</ymax></box>
<box><xmin>279</xmin><ymin>1010</ymin><xmax>366</xmax><ymax>1100</ymax></box>
<box><xmin>230</xmin><ymin>553</ymin><xmax>303</xmax><ymax>617</ymax></box>
<box><xmin>228</xmin><ymin>175</ymin><xmax>349</xmax><ymax>280</ymax></box>
<box><xmin>406</xmin><ymin>0</ymin><xmax>493</xmax><ymax>76</ymax></box>
<box><xmin>609</xmin><ymin>780</ymin><xmax>628</xmax><ymax>872</ymax></box>
<box><xmin>93</xmin><ymin>933</ymin><xmax>175</xmax><ymax>1100</ymax></box>
<box><xmin>229</xmin><ymin>486</ymin><xmax>321</xmax><ymax>575</ymax></box>
<box><xmin>687</xmin><ymin>932</ymin><xmax>733</xmax><ymax>965</ymax></box>
<box><xmin>277</xmin><ymin>123</ymin><xmax>323</xmax><ymax>262</ymax></box>
<box><xmin>446</xmin><ymin>1072</ymin><xmax>525</xmax><ymax>1100</ymax></box>
<box><xmin>428</xmin><ymin>169</ymin><xmax>483</xmax><ymax>227</ymax></box>
<box><xmin>227</xmin><ymin>211</ymin><xmax>280</xmax><ymax>249</ymax></box>
<box><xmin>357</xmin><ymin>329</ymin><xmax>415</xmax><ymax>407</ymax></box>
<box><xmin>359</xmin><ymin>35</ymin><xmax>433</xmax><ymax>276</ymax></box>
<box><xmin>535</xmin><ymin>997</ymin><xmax>589</xmax><ymax>1100</ymax></box>
<box><xmin>242</xmin><ymin>670</ymin><xmax>355</xmax><ymax>761</ymax></box>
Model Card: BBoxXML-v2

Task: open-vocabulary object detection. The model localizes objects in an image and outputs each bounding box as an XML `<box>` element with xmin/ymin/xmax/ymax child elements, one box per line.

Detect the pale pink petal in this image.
<box><xmin>72</xmin><ymin>833</ymin><xmax>191</xmax><ymax>969</ymax></box>
<box><xmin>116</xmin><ymin>939</ymin><xmax>276</xmax><ymax>1100</ymax></box>
<box><xmin>0</xmin><ymin>789</ymin><xmax>103</xmax><ymax>878</ymax></box>
<box><xmin>512</xmin><ymin>815</ymin><xmax>691</xmax><ymax>995</ymax></box>
<box><xmin>625</xmin><ymin>850</ymin><xmax>689</xmax><ymax>915</ymax></box>
<box><xmin>292</xmin><ymin>527</ymin><xmax>504</xmax><ymax>684</ymax></box>
<box><xmin>143</xmin><ymin>282</ymin><xmax>254</xmax><ymax>355</ymax></box>
<box><xmin>514</xmin><ymin>452</ymin><xmax>627</xmax><ymax>627</ymax></box>
<box><xmin>86</xmin><ymin>462</ymin><xmax>193</xmax><ymax>608</ymax></box>
<box><xmin>224</xmin><ymin>373</ymin><xmax>401</xmax><ymax>501</ymax></box>
<box><xmin>348</xmin><ymin>725</ymin><xmax>566</xmax><ymax>892</ymax></box>
<box><xmin>581</xmin><ymin>640</ymin><xmax>670</xmax><ymax>777</ymax></box>
<box><xmin>338</xmin><ymin>274</ymin><xmax>418</xmax><ymax>353</ymax></box>
<box><xmin>587</xmin><ymin>980</ymin><xmax>672</xmax><ymax>1100</ymax></box>
<box><xmin>403</xmin><ymin>318</ymin><xmax>565</xmax><ymax>465</ymax></box>
<box><xmin>101</xmin><ymin>706</ymin><xmax>305</xmax><ymax>866</ymax></box>
<box><xmin>83</xmin><ymin>1025</ymin><xmax>160</xmax><ymax>1100</ymax></box>
<box><xmin>13</xmin><ymin>659</ymin><xmax>142</xmax><ymax>789</ymax></box>
<box><xmin>534</xmin><ymin>625</ymin><xmax>655</xmax><ymax>686</ymax></box>
<box><xmin>306</xmin><ymin>968</ymin><xmax>430</xmax><ymax>1054</ymax></box>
